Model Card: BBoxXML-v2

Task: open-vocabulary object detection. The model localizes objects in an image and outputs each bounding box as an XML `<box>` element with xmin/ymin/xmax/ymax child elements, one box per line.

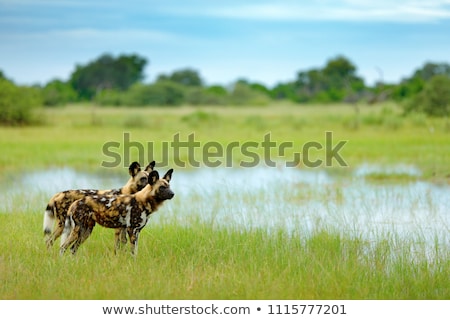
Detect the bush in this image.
<box><xmin>41</xmin><ymin>79</ymin><xmax>77</xmax><ymax>106</ymax></box>
<box><xmin>408</xmin><ymin>112</ymin><xmax>428</xmax><ymax>127</ymax></box>
<box><xmin>0</xmin><ymin>79</ymin><xmax>42</xmax><ymax>125</ymax></box>
<box><xmin>185</xmin><ymin>86</ymin><xmax>228</xmax><ymax>105</ymax></box>
<box><xmin>421</xmin><ymin>75</ymin><xmax>450</xmax><ymax>116</ymax></box>
<box><xmin>123</xmin><ymin>82</ymin><xmax>185</xmax><ymax>106</ymax></box>
<box><xmin>95</xmin><ymin>89</ymin><xmax>124</xmax><ymax>106</ymax></box>
<box><xmin>230</xmin><ymin>82</ymin><xmax>270</xmax><ymax>106</ymax></box>
<box><xmin>181</xmin><ymin>110</ymin><xmax>218</xmax><ymax>127</ymax></box>
<box><xmin>405</xmin><ymin>75</ymin><xmax>450</xmax><ymax>116</ymax></box>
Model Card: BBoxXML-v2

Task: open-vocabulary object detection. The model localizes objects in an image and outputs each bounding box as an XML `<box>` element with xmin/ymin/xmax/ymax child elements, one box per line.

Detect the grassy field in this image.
<box><xmin>1</xmin><ymin>213</ymin><xmax>448</xmax><ymax>299</ymax></box>
<box><xmin>0</xmin><ymin>102</ymin><xmax>449</xmax><ymax>177</ymax></box>
<box><xmin>0</xmin><ymin>103</ymin><xmax>449</xmax><ymax>299</ymax></box>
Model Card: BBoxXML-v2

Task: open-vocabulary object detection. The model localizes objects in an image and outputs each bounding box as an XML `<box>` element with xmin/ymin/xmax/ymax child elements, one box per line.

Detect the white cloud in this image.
<box><xmin>50</xmin><ymin>28</ymin><xmax>176</xmax><ymax>42</ymax></box>
<box><xmin>0</xmin><ymin>28</ymin><xmax>177</xmax><ymax>44</ymax></box>
<box><xmin>174</xmin><ymin>0</ymin><xmax>450</xmax><ymax>23</ymax></box>
<box><xmin>0</xmin><ymin>0</ymin><xmax>100</xmax><ymax>6</ymax></box>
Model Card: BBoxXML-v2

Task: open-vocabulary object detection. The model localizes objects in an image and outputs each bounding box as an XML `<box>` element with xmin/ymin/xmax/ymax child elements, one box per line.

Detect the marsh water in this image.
<box><xmin>1</xmin><ymin>165</ymin><xmax>449</xmax><ymax>249</ymax></box>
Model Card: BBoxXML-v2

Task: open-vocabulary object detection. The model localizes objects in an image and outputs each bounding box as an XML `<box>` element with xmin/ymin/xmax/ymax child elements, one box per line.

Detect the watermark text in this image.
<box><xmin>101</xmin><ymin>132</ymin><xmax>348</xmax><ymax>168</ymax></box>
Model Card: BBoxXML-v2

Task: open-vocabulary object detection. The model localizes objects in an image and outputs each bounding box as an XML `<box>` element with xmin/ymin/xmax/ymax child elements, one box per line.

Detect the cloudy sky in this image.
<box><xmin>1</xmin><ymin>0</ymin><xmax>450</xmax><ymax>87</ymax></box>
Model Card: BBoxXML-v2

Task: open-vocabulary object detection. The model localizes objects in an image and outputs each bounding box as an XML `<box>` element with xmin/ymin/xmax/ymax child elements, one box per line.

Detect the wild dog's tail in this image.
<box><xmin>43</xmin><ymin>204</ymin><xmax>55</xmax><ymax>237</ymax></box>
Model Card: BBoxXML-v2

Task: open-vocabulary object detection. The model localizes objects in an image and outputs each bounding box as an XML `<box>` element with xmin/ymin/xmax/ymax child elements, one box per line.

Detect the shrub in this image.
<box><xmin>0</xmin><ymin>79</ymin><xmax>42</xmax><ymax>125</ymax></box>
<box><xmin>123</xmin><ymin>82</ymin><xmax>185</xmax><ymax>106</ymax></box>
<box><xmin>420</xmin><ymin>75</ymin><xmax>450</xmax><ymax>116</ymax></box>
<box><xmin>405</xmin><ymin>75</ymin><xmax>450</xmax><ymax>117</ymax></box>
<box><xmin>181</xmin><ymin>110</ymin><xmax>218</xmax><ymax>127</ymax></box>
<box><xmin>185</xmin><ymin>87</ymin><xmax>228</xmax><ymax>106</ymax></box>
<box><xmin>95</xmin><ymin>89</ymin><xmax>124</xmax><ymax>106</ymax></box>
<box><xmin>42</xmin><ymin>79</ymin><xmax>77</xmax><ymax>106</ymax></box>
<box><xmin>230</xmin><ymin>82</ymin><xmax>270</xmax><ymax>106</ymax></box>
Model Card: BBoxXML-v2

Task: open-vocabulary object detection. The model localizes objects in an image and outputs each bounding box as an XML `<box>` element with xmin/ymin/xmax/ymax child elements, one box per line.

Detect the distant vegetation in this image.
<box><xmin>1</xmin><ymin>53</ymin><xmax>450</xmax><ymax>125</ymax></box>
<box><xmin>0</xmin><ymin>72</ymin><xmax>42</xmax><ymax>125</ymax></box>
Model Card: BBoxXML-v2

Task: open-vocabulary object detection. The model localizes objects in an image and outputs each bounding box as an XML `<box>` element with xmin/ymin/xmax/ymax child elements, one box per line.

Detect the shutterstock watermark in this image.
<box><xmin>101</xmin><ymin>132</ymin><xmax>348</xmax><ymax>168</ymax></box>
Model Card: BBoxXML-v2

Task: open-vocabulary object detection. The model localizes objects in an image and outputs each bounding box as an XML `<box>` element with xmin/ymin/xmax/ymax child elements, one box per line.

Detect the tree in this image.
<box><xmin>0</xmin><ymin>70</ymin><xmax>7</xmax><ymax>80</ymax></box>
<box><xmin>42</xmin><ymin>79</ymin><xmax>77</xmax><ymax>106</ymax></box>
<box><xmin>392</xmin><ymin>62</ymin><xmax>450</xmax><ymax>101</ymax></box>
<box><xmin>123</xmin><ymin>81</ymin><xmax>185</xmax><ymax>106</ymax></box>
<box><xmin>271</xmin><ymin>82</ymin><xmax>297</xmax><ymax>101</ymax></box>
<box><xmin>412</xmin><ymin>62</ymin><xmax>450</xmax><ymax>81</ymax></box>
<box><xmin>322</xmin><ymin>56</ymin><xmax>364</xmax><ymax>101</ymax></box>
<box><xmin>157</xmin><ymin>68</ymin><xmax>203</xmax><ymax>87</ymax></box>
<box><xmin>0</xmin><ymin>78</ymin><xmax>42</xmax><ymax>125</ymax></box>
<box><xmin>70</xmin><ymin>53</ymin><xmax>147</xmax><ymax>100</ymax></box>
<box><xmin>249</xmin><ymin>82</ymin><xmax>271</xmax><ymax>96</ymax></box>
<box><xmin>406</xmin><ymin>75</ymin><xmax>450</xmax><ymax>116</ymax></box>
<box><xmin>185</xmin><ymin>85</ymin><xmax>228</xmax><ymax>105</ymax></box>
<box><xmin>323</xmin><ymin>56</ymin><xmax>358</xmax><ymax>87</ymax></box>
<box><xmin>230</xmin><ymin>80</ymin><xmax>270</xmax><ymax>105</ymax></box>
<box><xmin>292</xmin><ymin>56</ymin><xmax>365</xmax><ymax>103</ymax></box>
<box><xmin>391</xmin><ymin>77</ymin><xmax>424</xmax><ymax>101</ymax></box>
<box><xmin>295</xmin><ymin>69</ymin><xmax>325</xmax><ymax>102</ymax></box>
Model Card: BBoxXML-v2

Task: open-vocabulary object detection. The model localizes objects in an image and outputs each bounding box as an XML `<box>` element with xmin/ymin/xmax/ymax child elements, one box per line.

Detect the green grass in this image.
<box><xmin>0</xmin><ymin>103</ymin><xmax>449</xmax><ymax>178</ymax></box>
<box><xmin>363</xmin><ymin>172</ymin><xmax>418</xmax><ymax>182</ymax></box>
<box><xmin>1</xmin><ymin>213</ymin><xmax>448</xmax><ymax>299</ymax></box>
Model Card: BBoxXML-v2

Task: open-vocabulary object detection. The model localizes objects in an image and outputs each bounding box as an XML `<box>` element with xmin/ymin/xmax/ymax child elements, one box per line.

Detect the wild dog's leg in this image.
<box><xmin>127</xmin><ymin>227</ymin><xmax>135</xmax><ymax>255</ymax></box>
<box><xmin>127</xmin><ymin>227</ymin><xmax>141</xmax><ymax>256</ymax></box>
<box><xmin>46</xmin><ymin>219</ymin><xmax>65</xmax><ymax>248</ymax></box>
<box><xmin>70</xmin><ymin>222</ymin><xmax>95</xmax><ymax>255</ymax></box>
<box><xmin>68</xmin><ymin>226</ymin><xmax>84</xmax><ymax>255</ymax></box>
<box><xmin>44</xmin><ymin>202</ymin><xmax>65</xmax><ymax>248</ymax></box>
<box><xmin>114</xmin><ymin>228</ymin><xmax>128</xmax><ymax>254</ymax></box>
<box><xmin>60</xmin><ymin>216</ymin><xmax>72</xmax><ymax>246</ymax></box>
<box><xmin>60</xmin><ymin>223</ymin><xmax>81</xmax><ymax>256</ymax></box>
<box><xmin>76</xmin><ymin>216</ymin><xmax>95</xmax><ymax>248</ymax></box>
<box><xmin>114</xmin><ymin>229</ymin><xmax>121</xmax><ymax>253</ymax></box>
<box><xmin>60</xmin><ymin>200</ymin><xmax>84</xmax><ymax>255</ymax></box>
<box><xmin>119</xmin><ymin>228</ymin><xmax>127</xmax><ymax>245</ymax></box>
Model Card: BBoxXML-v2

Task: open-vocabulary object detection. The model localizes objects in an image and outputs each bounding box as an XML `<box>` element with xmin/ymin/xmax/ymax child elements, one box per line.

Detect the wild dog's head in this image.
<box><xmin>128</xmin><ymin>160</ymin><xmax>156</xmax><ymax>192</ymax></box>
<box><xmin>148</xmin><ymin>169</ymin><xmax>175</xmax><ymax>201</ymax></box>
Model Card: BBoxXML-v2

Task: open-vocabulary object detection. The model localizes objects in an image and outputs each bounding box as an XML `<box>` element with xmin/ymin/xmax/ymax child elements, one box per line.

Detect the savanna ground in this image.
<box><xmin>0</xmin><ymin>103</ymin><xmax>449</xmax><ymax>299</ymax></box>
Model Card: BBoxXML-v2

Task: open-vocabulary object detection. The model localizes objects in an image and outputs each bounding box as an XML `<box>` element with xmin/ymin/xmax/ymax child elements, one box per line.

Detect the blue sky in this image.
<box><xmin>1</xmin><ymin>0</ymin><xmax>450</xmax><ymax>87</ymax></box>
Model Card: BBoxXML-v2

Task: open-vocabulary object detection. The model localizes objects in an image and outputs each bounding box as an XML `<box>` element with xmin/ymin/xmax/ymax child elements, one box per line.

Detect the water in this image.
<box><xmin>1</xmin><ymin>165</ymin><xmax>449</xmax><ymax>249</ymax></box>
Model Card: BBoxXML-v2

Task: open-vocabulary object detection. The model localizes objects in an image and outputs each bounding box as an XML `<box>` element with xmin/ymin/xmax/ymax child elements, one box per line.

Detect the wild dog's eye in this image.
<box><xmin>159</xmin><ymin>186</ymin><xmax>166</xmax><ymax>190</ymax></box>
<box><xmin>140</xmin><ymin>177</ymin><xmax>148</xmax><ymax>182</ymax></box>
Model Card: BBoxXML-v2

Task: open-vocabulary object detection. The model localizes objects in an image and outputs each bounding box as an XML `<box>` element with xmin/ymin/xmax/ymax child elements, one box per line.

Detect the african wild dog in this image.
<box><xmin>43</xmin><ymin>161</ymin><xmax>155</xmax><ymax>251</ymax></box>
<box><xmin>60</xmin><ymin>169</ymin><xmax>174</xmax><ymax>256</ymax></box>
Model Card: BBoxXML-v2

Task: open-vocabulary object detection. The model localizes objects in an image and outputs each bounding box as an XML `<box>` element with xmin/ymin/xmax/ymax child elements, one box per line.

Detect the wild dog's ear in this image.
<box><xmin>144</xmin><ymin>160</ymin><xmax>156</xmax><ymax>172</ymax></box>
<box><xmin>148</xmin><ymin>170</ymin><xmax>159</xmax><ymax>186</ymax></box>
<box><xmin>128</xmin><ymin>161</ymin><xmax>141</xmax><ymax>177</ymax></box>
<box><xmin>163</xmin><ymin>169</ymin><xmax>173</xmax><ymax>183</ymax></box>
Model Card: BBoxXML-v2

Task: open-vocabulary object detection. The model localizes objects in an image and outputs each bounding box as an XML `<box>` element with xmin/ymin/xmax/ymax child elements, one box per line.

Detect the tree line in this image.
<box><xmin>1</xmin><ymin>53</ymin><xmax>449</xmax><ymax>124</ymax></box>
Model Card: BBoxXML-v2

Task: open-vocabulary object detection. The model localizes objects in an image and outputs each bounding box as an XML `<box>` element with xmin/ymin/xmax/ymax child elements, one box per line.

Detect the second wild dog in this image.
<box><xmin>60</xmin><ymin>169</ymin><xmax>174</xmax><ymax>256</ymax></box>
<box><xmin>43</xmin><ymin>161</ymin><xmax>155</xmax><ymax>251</ymax></box>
